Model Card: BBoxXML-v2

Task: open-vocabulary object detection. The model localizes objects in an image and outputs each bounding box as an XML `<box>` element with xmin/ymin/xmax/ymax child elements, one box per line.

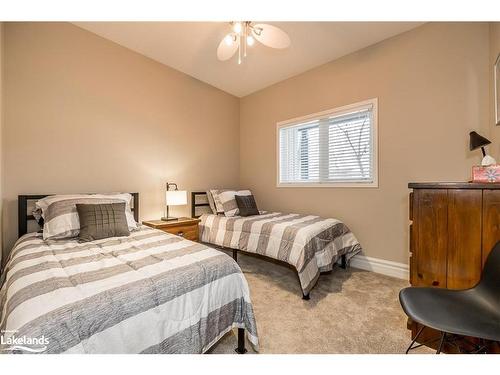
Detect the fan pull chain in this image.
<box><xmin>238</xmin><ymin>32</ymin><xmax>242</xmax><ymax>64</ymax></box>
<box><xmin>244</xmin><ymin>22</ymin><xmax>247</xmax><ymax>58</ymax></box>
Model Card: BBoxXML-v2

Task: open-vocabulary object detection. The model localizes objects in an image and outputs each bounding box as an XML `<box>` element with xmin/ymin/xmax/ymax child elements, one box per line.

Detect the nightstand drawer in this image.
<box><xmin>162</xmin><ymin>225</ymin><xmax>198</xmax><ymax>241</ymax></box>
<box><xmin>142</xmin><ymin>218</ymin><xmax>200</xmax><ymax>242</ymax></box>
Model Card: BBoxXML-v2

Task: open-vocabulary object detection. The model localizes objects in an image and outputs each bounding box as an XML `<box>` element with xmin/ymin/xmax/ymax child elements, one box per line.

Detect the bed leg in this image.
<box><xmin>235</xmin><ymin>328</ymin><xmax>247</xmax><ymax>354</ymax></box>
<box><xmin>232</xmin><ymin>249</ymin><xmax>238</xmax><ymax>262</ymax></box>
<box><xmin>340</xmin><ymin>254</ymin><xmax>347</xmax><ymax>269</ymax></box>
<box><xmin>302</xmin><ymin>292</ymin><xmax>310</xmax><ymax>300</ymax></box>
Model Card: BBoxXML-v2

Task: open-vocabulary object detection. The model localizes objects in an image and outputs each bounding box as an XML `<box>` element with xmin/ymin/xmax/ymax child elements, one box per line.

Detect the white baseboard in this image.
<box><xmin>350</xmin><ymin>254</ymin><xmax>409</xmax><ymax>280</ymax></box>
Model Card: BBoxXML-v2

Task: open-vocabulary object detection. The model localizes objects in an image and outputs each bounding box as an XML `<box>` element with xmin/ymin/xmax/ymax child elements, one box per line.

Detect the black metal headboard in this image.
<box><xmin>191</xmin><ymin>191</ymin><xmax>211</xmax><ymax>218</ymax></box>
<box><xmin>18</xmin><ymin>193</ymin><xmax>139</xmax><ymax>237</ymax></box>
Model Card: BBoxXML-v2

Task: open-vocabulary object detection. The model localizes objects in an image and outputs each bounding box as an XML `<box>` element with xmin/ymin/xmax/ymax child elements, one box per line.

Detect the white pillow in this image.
<box><xmin>217</xmin><ymin>190</ymin><xmax>252</xmax><ymax>217</ymax></box>
<box><xmin>206</xmin><ymin>191</ymin><xmax>218</xmax><ymax>215</ymax></box>
<box><xmin>36</xmin><ymin>193</ymin><xmax>138</xmax><ymax>240</ymax></box>
<box><xmin>209</xmin><ymin>189</ymin><xmax>227</xmax><ymax>214</ymax></box>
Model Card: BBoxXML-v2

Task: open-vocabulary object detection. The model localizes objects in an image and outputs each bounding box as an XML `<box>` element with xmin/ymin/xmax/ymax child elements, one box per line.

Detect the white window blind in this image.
<box><xmin>278</xmin><ymin>99</ymin><xmax>377</xmax><ymax>186</ymax></box>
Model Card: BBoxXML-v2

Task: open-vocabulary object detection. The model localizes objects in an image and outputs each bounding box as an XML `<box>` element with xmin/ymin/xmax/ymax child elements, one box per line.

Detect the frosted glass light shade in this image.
<box><xmin>166</xmin><ymin>190</ymin><xmax>187</xmax><ymax>206</ymax></box>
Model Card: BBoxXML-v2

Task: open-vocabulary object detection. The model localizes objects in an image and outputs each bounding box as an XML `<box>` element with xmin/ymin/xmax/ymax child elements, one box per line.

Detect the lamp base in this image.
<box><xmin>161</xmin><ymin>216</ymin><xmax>178</xmax><ymax>221</ymax></box>
<box><xmin>481</xmin><ymin>154</ymin><xmax>497</xmax><ymax>166</ymax></box>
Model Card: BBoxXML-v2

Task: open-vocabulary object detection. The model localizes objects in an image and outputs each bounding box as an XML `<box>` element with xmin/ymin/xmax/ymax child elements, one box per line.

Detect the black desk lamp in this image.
<box><xmin>469</xmin><ymin>131</ymin><xmax>496</xmax><ymax>166</ymax></box>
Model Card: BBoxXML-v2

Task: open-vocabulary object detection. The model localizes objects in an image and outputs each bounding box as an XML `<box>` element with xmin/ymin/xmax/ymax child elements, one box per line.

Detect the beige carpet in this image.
<box><xmin>209</xmin><ymin>250</ymin><xmax>432</xmax><ymax>354</ymax></box>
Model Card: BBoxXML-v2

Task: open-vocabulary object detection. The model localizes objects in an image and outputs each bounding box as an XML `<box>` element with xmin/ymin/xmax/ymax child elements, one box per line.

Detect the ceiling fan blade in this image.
<box><xmin>217</xmin><ymin>34</ymin><xmax>239</xmax><ymax>61</ymax></box>
<box><xmin>252</xmin><ymin>24</ymin><xmax>290</xmax><ymax>49</ymax></box>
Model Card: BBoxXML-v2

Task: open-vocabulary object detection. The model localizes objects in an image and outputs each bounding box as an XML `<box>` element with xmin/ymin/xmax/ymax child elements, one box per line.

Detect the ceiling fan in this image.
<box><xmin>217</xmin><ymin>21</ymin><xmax>291</xmax><ymax>64</ymax></box>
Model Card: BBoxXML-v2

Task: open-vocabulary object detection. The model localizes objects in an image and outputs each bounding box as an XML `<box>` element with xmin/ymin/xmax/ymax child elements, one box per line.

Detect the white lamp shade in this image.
<box><xmin>165</xmin><ymin>190</ymin><xmax>187</xmax><ymax>206</ymax></box>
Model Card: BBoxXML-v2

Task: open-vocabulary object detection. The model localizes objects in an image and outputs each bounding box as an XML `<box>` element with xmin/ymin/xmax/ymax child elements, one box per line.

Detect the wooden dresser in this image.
<box><xmin>408</xmin><ymin>182</ymin><xmax>500</xmax><ymax>351</ymax></box>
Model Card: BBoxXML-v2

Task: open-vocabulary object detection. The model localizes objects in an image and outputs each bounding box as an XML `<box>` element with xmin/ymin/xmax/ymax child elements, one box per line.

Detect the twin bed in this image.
<box><xmin>192</xmin><ymin>192</ymin><xmax>362</xmax><ymax>299</ymax></box>
<box><xmin>0</xmin><ymin>194</ymin><xmax>257</xmax><ymax>354</ymax></box>
<box><xmin>0</xmin><ymin>190</ymin><xmax>362</xmax><ymax>354</ymax></box>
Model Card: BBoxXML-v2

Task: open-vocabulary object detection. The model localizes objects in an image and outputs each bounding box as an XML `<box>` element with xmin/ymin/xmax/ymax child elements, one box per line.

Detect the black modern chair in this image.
<box><xmin>399</xmin><ymin>241</ymin><xmax>500</xmax><ymax>354</ymax></box>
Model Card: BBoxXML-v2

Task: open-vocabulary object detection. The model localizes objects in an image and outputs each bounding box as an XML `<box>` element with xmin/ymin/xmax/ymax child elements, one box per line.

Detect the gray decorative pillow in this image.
<box><xmin>235</xmin><ymin>195</ymin><xmax>260</xmax><ymax>217</ymax></box>
<box><xmin>76</xmin><ymin>203</ymin><xmax>130</xmax><ymax>242</ymax></box>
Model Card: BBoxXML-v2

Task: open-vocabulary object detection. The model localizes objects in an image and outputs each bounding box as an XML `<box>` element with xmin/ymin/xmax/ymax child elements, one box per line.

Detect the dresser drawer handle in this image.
<box><xmin>417</xmin><ymin>273</ymin><xmax>423</xmax><ymax>279</ymax></box>
<box><xmin>177</xmin><ymin>231</ymin><xmax>184</xmax><ymax>237</ymax></box>
<box><xmin>432</xmin><ymin>281</ymin><xmax>439</xmax><ymax>286</ymax></box>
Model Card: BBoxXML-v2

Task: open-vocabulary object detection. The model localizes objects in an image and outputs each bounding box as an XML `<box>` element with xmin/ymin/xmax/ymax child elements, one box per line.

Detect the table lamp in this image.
<box><xmin>469</xmin><ymin>131</ymin><xmax>496</xmax><ymax>166</ymax></box>
<box><xmin>161</xmin><ymin>182</ymin><xmax>187</xmax><ymax>221</ymax></box>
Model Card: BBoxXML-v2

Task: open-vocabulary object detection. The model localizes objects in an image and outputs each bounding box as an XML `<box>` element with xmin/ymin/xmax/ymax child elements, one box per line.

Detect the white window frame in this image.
<box><xmin>276</xmin><ymin>98</ymin><xmax>378</xmax><ymax>188</ymax></box>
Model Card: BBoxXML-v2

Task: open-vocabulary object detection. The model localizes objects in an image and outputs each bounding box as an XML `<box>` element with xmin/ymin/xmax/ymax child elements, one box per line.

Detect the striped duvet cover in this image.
<box><xmin>0</xmin><ymin>226</ymin><xmax>258</xmax><ymax>354</ymax></box>
<box><xmin>200</xmin><ymin>213</ymin><xmax>362</xmax><ymax>294</ymax></box>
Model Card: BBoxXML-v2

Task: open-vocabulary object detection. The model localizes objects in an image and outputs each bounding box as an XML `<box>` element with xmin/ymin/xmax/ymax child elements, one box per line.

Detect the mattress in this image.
<box><xmin>0</xmin><ymin>226</ymin><xmax>258</xmax><ymax>354</ymax></box>
<box><xmin>200</xmin><ymin>212</ymin><xmax>362</xmax><ymax>294</ymax></box>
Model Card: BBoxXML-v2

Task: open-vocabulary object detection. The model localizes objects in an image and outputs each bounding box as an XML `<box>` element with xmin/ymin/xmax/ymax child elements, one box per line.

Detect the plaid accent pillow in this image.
<box><xmin>235</xmin><ymin>195</ymin><xmax>260</xmax><ymax>217</ymax></box>
<box><xmin>76</xmin><ymin>202</ymin><xmax>130</xmax><ymax>242</ymax></box>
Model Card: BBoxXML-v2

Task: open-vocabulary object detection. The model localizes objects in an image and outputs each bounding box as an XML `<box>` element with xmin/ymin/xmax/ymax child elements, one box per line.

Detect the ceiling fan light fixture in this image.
<box><xmin>232</xmin><ymin>22</ymin><xmax>242</xmax><ymax>34</ymax></box>
<box><xmin>252</xmin><ymin>26</ymin><xmax>263</xmax><ymax>37</ymax></box>
<box><xmin>218</xmin><ymin>21</ymin><xmax>290</xmax><ymax>64</ymax></box>
<box><xmin>224</xmin><ymin>34</ymin><xmax>234</xmax><ymax>46</ymax></box>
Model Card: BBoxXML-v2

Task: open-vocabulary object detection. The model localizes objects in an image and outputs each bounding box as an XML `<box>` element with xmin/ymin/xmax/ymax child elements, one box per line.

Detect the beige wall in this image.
<box><xmin>1</xmin><ymin>22</ymin><xmax>495</xmax><ymax>267</ymax></box>
<box><xmin>239</xmin><ymin>23</ymin><xmax>490</xmax><ymax>264</ymax></box>
<box><xmin>490</xmin><ymin>23</ymin><xmax>500</xmax><ymax>158</ymax></box>
<box><xmin>2</xmin><ymin>22</ymin><xmax>240</xmax><ymax>257</ymax></box>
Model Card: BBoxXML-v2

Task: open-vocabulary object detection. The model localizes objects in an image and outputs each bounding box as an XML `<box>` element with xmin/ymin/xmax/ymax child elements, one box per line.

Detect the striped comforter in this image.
<box><xmin>0</xmin><ymin>226</ymin><xmax>258</xmax><ymax>354</ymax></box>
<box><xmin>200</xmin><ymin>213</ymin><xmax>362</xmax><ymax>294</ymax></box>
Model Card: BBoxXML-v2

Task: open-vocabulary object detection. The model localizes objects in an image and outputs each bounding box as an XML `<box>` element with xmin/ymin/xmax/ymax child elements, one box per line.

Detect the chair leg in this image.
<box><xmin>406</xmin><ymin>325</ymin><xmax>425</xmax><ymax>354</ymax></box>
<box><xmin>436</xmin><ymin>332</ymin><xmax>446</xmax><ymax>354</ymax></box>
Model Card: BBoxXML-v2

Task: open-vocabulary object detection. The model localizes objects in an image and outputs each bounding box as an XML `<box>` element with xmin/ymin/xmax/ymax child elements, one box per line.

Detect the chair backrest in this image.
<box><xmin>476</xmin><ymin>241</ymin><xmax>500</xmax><ymax>305</ymax></box>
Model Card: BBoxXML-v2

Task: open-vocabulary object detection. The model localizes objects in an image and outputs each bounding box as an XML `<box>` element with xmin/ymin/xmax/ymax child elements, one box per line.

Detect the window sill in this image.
<box><xmin>277</xmin><ymin>182</ymin><xmax>379</xmax><ymax>188</ymax></box>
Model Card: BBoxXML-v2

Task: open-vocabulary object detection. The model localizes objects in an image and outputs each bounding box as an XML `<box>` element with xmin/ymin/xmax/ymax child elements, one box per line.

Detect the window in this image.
<box><xmin>277</xmin><ymin>98</ymin><xmax>378</xmax><ymax>187</ymax></box>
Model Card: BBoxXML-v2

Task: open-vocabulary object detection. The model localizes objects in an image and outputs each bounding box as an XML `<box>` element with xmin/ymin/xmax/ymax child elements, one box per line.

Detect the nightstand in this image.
<box><xmin>142</xmin><ymin>217</ymin><xmax>201</xmax><ymax>242</ymax></box>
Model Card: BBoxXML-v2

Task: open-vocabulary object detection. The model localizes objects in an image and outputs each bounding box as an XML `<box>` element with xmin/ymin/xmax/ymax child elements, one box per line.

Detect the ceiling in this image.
<box><xmin>74</xmin><ymin>22</ymin><xmax>423</xmax><ymax>97</ymax></box>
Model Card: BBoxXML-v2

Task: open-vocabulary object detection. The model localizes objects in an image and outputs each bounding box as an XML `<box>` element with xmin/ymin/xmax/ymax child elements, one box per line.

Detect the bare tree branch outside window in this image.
<box><xmin>332</xmin><ymin>115</ymin><xmax>369</xmax><ymax>178</ymax></box>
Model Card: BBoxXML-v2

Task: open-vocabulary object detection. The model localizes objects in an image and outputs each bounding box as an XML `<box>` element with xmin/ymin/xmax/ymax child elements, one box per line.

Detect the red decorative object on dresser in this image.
<box><xmin>471</xmin><ymin>164</ymin><xmax>500</xmax><ymax>183</ymax></box>
<box><xmin>408</xmin><ymin>182</ymin><xmax>500</xmax><ymax>353</ymax></box>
